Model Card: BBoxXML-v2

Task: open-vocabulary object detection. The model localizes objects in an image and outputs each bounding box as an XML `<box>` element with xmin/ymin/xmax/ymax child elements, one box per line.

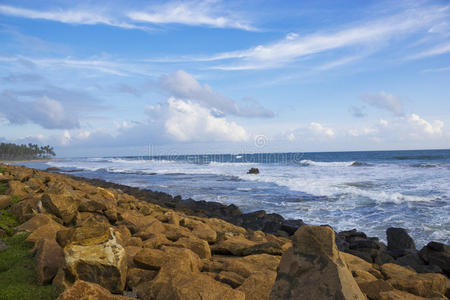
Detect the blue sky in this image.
<box><xmin>0</xmin><ymin>0</ymin><xmax>449</xmax><ymax>157</ymax></box>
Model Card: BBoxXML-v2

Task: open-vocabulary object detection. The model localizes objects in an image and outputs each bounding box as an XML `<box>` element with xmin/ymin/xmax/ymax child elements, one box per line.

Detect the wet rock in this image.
<box><xmin>270</xmin><ymin>225</ymin><xmax>366</xmax><ymax>300</ymax></box>
<box><xmin>386</xmin><ymin>227</ymin><xmax>416</xmax><ymax>252</ymax></box>
<box><xmin>56</xmin><ymin>280</ymin><xmax>133</xmax><ymax>300</ymax></box>
<box><xmin>396</xmin><ymin>253</ymin><xmax>442</xmax><ymax>274</ymax></box>
<box><xmin>419</xmin><ymin>242</ymin><xmax>450</xmax><ymax>276</ymax></box>
<box><xmin>34</xmin><ymin>238</ymin><xmax>64</xmax><ymax>284</ymax></box>
<box><xmin>247</xmin><ymin>168</ymin><xmax>260</xmax><ymax>174</ymax></box>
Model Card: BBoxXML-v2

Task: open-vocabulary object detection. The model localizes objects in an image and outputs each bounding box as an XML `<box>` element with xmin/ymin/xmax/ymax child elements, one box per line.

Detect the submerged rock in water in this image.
<box><xmin>247</xmin><ymin>168</ymin><xmax>260</xmax><ymax>174</ymax></box>
<box><xmin>270</xmin><ymin>225</ymin><xmax>366</xmax><ymax>300</ymax></box>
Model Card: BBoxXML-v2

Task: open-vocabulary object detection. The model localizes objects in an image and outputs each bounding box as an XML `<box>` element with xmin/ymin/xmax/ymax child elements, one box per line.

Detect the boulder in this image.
<box><xmin>0</xmin><ymin>195</ymin><xmax>11</xmax><ymax>209</ymax></box>
<box><xmin>247</xmin><ymin>168</ymin><xmax>260</xmax><ymax>174</ymax></box>
<box><xmin>237</xmin><ymin>271</ymin><xmax>277</xmax><ymax>300</ymax></box>
<box><xmin>25</xmin><ymin>222</ymin><xmax>66</xmax><ymax>245</ymax></box>
<box><xmin>56</xmin><ymin>280</ymin><xmax>133</xmax><ymax>300</ymax></box>
<box><xmin>419</xmin><ymin>242</ymin><xmax>450</xmax><ymax>276</ymax></box>
<box><xmin>42</xmin><ymin>193</ymin><xmax>80</xmax><ymax>224</ymax></box>
<box><xmin>215</xmin><ymin>271</ymin><xmax>245</xmax><ymax>288</ymax></box>
<box><xmin>211</xmin><ymin>236</ymin><xmax>256</xmax><ymax>256</ymax></box>
<box><xmin>34</xmin><ymin>238</ymin><xmax>64</xmax><ymax>284</ymax></box>
<box><xmin>270</xmin><ymin>225</ymin><xmax>366</xmax><ymax>300</ymax></box>
<box><xmin>173</xmin><ymin>236</ymin><xmax>211</xmax><ymax>259</ymax></box>
<box><xmin>56</xmin><ymin>224</ymin><xmax>111</xmax><ymax>248</ymax></box>
<box><xmin>386</xmin><ymin>227</ymin><xmax>416</xmax><ymax>252</ymax></box>
<box><xmin>63</xmin><ymin>228</ymin><xmax>127</xmax><ymax>293</ymax></box>
<box><xmin>9</xmin><ymin>195</ymin><xmax>41</xmax><ymax>222</ymax></box>
<box><xmin>126</xmin><ymin>267</ymin><xmax>158</xmax><ymax>289</ymax></box>
<box><xmin>15</xmin><ymin>214</ymin><xmax>60</xmax><ymax>233</ymax></box>
<box><xmin>381</xmin><ymin>263</ymin><xmax>447</xmax><ymax>298</ymax></box>
<box><xmin>8</xmin><ymin>180</ymin><xmax>30</xmax><ymax>197</ymax></box>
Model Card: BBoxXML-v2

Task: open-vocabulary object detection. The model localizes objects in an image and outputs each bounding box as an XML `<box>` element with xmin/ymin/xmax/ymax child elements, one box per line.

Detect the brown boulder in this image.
<box><xmin>381</xmin><ymin>263</ymin><xmax>447</xmax><ymax>298</ymax></box>
<box><xmin>8</xmin><ymin>180</ymin><xmax>30</xmax><ymax>197</ymax></box>
<box><xmin>270</xmin><ymin>225</ymin><xmax>366</xmax><ymax>300</ymax></box>
<box><xmin>0</xmin><ymin>195</ymin><xmax>11</xmax><ymax>209</ymax></box>
<box><xmin>126</xmin><ymin>267</ymin><xmax>158</xmax><ymax>289</ymax></box>
<box><xmin>142</xmin><ymin>233</ymin><xmax>172</xmax><ymax>249</ymax></box>
<box><xmin>215</xmin><ymin>271</ymin><xmax>245</xmax><ymax>288</ymax></box>
<box><xmin>9</xmin><ymin>195</ymin><xmax>41</xmax><ymax>222</ymax></box>
<box><xmin>173</xmin><ymin>236</ymin><xmax>211</xmax><ymax>259</ymax></box>
<box><xmin>34</xmin><ymin>238</ymin><xmax>64</xmax><ymax>284</ymax></box>
<box><xmin>56</xmin><ymin>224</ymin><xmax>111</xmax><ymax>248</ymax></box>
<box><xmin>211</xmin><ymin>236</ymin><xmax>256</xmax><ymax>256</ymax></box>
<box><xmin>16</xmin><ymin>213</ymin><xmax>61</xmax><ymax>233</ymax></box>
<box><xmin>124</xmin><ymin>246</ymin><xmax>142</xmax><ymax>268</ymax></box>
<box><xmin>237</xmin><ymin>271</ymin><xmax>277</xmax><ymax>300</ymax></box>
<box><xmin>25</xmin><ymin>222</ymin><xmax>66</xmax><ymax>245</ymax></box>
<box><xmin>342</xmin><ymin>251</ymin><xmax>383</xmax><ymax>279</ymax></box>
<box><xmin>57</xmin><ymin>280</ymin><xmax>133</xmax><ymax>300</ymax></box>
<box><xmin>63</xmin><ymin>228</ymin><xmax>127</xmax><ymax>293</ymax></box>
<box><xmin>42</xmin><ymin>193</ymin><xmax>80</xmax><ymax>224</ymax></box>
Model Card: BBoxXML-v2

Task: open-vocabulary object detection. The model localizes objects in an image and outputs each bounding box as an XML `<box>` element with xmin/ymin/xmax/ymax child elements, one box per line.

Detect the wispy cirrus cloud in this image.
<box><xmin>127</xmin><ymin>1</ymin><xmax>254</xmax><ymax>30</ymax></box>
<box><xmin>177</xmin><ymin>4</ymin><xmax>448</xmax><ymax>70</ymax></box>
<box><xmin>0</xmin><ymin>1</ymin><xmax>254</xmax><ymax>31</ymax></box>
<box><xmin>0</xmin><ymin>4</ymin><xmax>144</xmax><ymax>30</ymax></box>
<box><xmin>408</xmin><ymin>42</ymin><xmax>450</xmax><ymax>60</ymax></box>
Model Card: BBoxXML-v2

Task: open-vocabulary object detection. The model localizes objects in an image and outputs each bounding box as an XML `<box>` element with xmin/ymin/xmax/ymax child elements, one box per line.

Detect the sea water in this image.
<box><xmin>23</xmin><ymin>149</ymin><xmax>450</xmax><ymax>247</ymax></box>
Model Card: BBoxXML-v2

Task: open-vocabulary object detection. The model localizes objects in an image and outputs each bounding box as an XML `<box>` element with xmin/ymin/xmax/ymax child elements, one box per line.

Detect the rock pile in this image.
<box><xmin>0</xmin><ymin>163</ymin><xmax>448</xmax><ymax>299</ymax></box>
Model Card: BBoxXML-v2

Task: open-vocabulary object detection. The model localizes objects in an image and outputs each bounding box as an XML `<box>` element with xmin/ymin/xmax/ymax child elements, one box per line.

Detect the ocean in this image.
<box><xmin>21</xmin><ymin>149</ymin><xmax>450</xmax><ymax>248</ymax></box>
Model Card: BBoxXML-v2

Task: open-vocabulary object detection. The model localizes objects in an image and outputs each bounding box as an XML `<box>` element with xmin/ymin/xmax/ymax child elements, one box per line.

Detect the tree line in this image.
<box><xmin>0</xmin><ymin>143</ymin><xmax>56</xmax><ymax>160</ymax></box>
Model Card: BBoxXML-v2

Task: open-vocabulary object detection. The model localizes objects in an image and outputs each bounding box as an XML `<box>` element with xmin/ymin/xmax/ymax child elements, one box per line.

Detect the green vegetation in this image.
<box><xmin>11</xmin><ymin>195</ymin><xmax>21</xmax><ymax>205</ymax></box>
<box><xmin>0</xmin><ymin>142</ymin><xmax>56</xmax><ymax>161</ymax></box>
<box><xmin>0</xmin><ymin>210</ymin><xmax>18</xmax><ymax>236</ymax></box>
<box><xmin>0</xmin><ymin>166</ymin><xmax>4</xmax><ymax>173</ymax></box>
<box><xmin>0</xmin><ymin>234</ymin><xmax>60</xmax><ymax>300</ymax></box>
<box><xmin>0</xmin><ymin>181</ymin><xmax>7</xmax><ymax>194</ymax></box>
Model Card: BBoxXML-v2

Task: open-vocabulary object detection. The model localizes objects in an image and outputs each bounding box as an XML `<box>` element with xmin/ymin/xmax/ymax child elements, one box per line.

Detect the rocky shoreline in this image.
<box><xmin>0</xmin><ymin>163</ymin><xmax>449</xmax><ymax>299</ymax></box>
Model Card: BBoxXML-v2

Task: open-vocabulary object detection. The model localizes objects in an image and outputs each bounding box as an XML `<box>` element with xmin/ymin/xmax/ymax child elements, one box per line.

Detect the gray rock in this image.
<box><xmin>386</xmin><ymin>227</ymin><xmax>416</xmax><ymax>252</ymax></box>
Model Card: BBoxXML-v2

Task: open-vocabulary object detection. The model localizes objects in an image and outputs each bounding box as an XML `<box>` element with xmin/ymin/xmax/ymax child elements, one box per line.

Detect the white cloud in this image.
<box><xmin>200</xmin><ymin>5</ymin><xmax>449</xmax><ymax>70</ymax></box>
<box><xmin>361</xmin><ymin>92</ymin><xmax>403</xmax><ymax>116</ymax></box>
<box><xmin>348</xmin><ymin>127</ymin><xmax>377</xmax><ymax>137</ymax></box>
<box><xmin>309</xmin><ymin>122</ymin><xmax>335</xmax><ymax>137</ymax></box>
<box><xmin>379</xmin><ymin>119</ymin><xmax>389</xmax><ymax>127</ymax></box>
<box><xmin>147</xmin><ymin>97</ymin><xmax>249</xmax><ymax>142</ymax></box>
<box><xmin>159</xmin><ymin>70</ymin><xmax>274</xmax><ymax>118</ymax></box>
<box><xmin>128</xmin><ymin>1</ymin><xmax>253</xmax><ymax>30</ymax></box>
<box><xmin>0</xmin><ymin>1</ymin><xmax>253</xmax><ymax>31</ymax></box>
<box><xmin>408</xmin><ymin>42</ymin><xmax>450</xmax><ymax>60</ymax></box>
<box><xmin>0</xmin><ymin>92</ymin><xmax>79</xmax><ymax>129</ymax></box>
<box><xmin>0</xmin><ymin>5</ymin><xmax>143</xmax><ymax>30</ymax></box>
<box><xmin>409</xmin><ymin>114</ymin><xmax>443</xmax><ymax>135</ymax></box>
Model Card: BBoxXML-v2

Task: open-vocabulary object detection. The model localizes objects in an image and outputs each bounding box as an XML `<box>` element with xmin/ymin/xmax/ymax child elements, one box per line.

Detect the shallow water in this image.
<box><xmin>22</xmin><ymin>149</ymin><xmax>450</xmax><ymax>248</ymax></box>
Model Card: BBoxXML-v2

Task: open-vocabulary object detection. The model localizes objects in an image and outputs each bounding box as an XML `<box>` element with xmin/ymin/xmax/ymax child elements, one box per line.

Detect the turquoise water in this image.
<box><xmin>24</xmin><ymin>149</ymin><xmax>450</xmax><ymax>247</ymax></box>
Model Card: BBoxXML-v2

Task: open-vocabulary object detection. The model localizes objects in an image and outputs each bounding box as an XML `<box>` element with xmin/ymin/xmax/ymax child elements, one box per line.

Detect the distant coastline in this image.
<box><xmin>0</xmin><ymin>158</ymin><xmax>61</xmax><ymax>163</ymax></box>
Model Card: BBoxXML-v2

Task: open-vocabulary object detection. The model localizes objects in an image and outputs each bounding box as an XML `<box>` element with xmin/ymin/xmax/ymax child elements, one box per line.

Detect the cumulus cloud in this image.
<box><xmin>147</xmin><ymin>97</ymin><xmax>249</xmax><ymax>142</ymax></box>
<box><xmin>0</xmin><ymin>91</ymin><xmax>79</xmax><ymax>129</ymax></box>
<box><xmin>360</xmin><ymin>92</ymin><xmax>403</xmax><ymax>116</ymax></box>
<box><xmin>309</xmin><ymin>122</ymin><xmax>335</xmax><ymax>137</ymax></box>
<box><xmin>409</xmin><ymin>113</ymin><xmax>443</xmax><ymax>135</ymax></box>
<box><xmin>159</xmin><ymin>70</ymin><xmax>274</xmax><ymax>118</ymax></box>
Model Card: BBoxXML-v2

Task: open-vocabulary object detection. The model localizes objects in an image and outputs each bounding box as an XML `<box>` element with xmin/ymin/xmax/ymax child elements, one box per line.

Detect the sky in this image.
<box><xmin>0</xmin><ymin>0</ymin><xmax>449</xmax><ymax>157</ymax></box>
